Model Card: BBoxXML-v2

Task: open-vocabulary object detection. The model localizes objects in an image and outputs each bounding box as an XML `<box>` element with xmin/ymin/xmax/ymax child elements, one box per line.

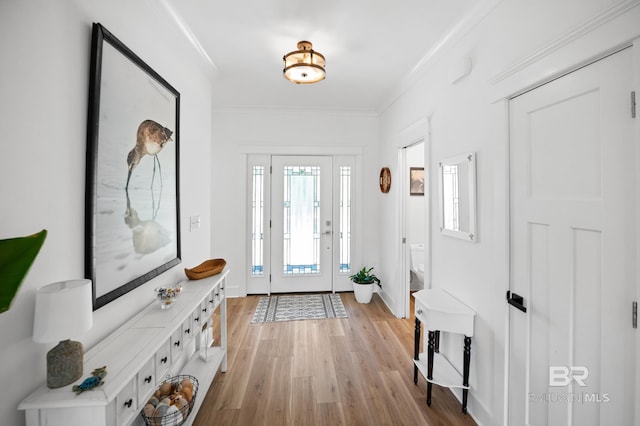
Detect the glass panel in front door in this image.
<box><xmin>283</xmin><ymin>166</ymin><xmax>321</xmax><ymax>275</ymax></box>
<box><xmin>271</xmin><ymin>156</ymin><xmax>332</xmax><ymax>293</ymax></box>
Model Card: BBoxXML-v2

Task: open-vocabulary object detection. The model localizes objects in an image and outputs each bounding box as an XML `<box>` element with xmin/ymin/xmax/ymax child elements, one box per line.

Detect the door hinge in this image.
<box><xmin>270</xmin><ymin>165</ymin><xmax>273</xmax><ymax>174</ymax></box>
<box><xmin>269</xmin><ymin>219</ymin><xmax>272</xmax><ymax>228</ymax></box>
<box><xmin>632</xmin><ymin>91</ymin><xmax>636</xmax><ymax>118</ymax></box>
<box><xmin>269</xmin><ymin>274</ymin><xmax>271</xmax><ymax>282</ymax></box>
<box><xmin>633</xmin><ymin>301</ymin><xmax>637</xmax><ymax>329</ymax></box>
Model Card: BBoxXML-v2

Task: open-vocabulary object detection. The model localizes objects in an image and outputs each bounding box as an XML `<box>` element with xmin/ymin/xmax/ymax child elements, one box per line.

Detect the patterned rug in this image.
<box><xmin>251</xmin><ymin>293</ymin><xmax>348</xmax><ymax>323</ymax></box>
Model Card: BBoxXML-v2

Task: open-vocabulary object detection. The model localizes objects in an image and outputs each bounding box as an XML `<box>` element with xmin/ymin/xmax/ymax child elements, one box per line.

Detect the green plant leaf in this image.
<box><xmin>0</xmin><ymin>229</ymin><xmax>47</xmax><ymax>314</ymax></box>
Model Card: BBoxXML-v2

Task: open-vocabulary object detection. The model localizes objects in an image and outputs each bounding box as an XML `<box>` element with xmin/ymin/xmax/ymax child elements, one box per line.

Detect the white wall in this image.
<box><xmin>0</xmin><ymin>1</ymin><xmax>215</xmax><ymax>425</ymax></box>
<box><xmin>378</xmin><ymin>0</ymin><xmax>640</xmax><ymax>424</ymax></box>
<box><xmin>210</xmin><ymin>107</ymin><xmax>380</xmax><ymax>296</ymax></box>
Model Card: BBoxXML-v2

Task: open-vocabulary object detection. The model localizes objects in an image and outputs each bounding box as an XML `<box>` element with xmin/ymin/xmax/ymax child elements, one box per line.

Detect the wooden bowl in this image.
<box><xmin>184</xmin><ymin>259</ymin><xmax>226</xmax><ymax>280</ymax></box>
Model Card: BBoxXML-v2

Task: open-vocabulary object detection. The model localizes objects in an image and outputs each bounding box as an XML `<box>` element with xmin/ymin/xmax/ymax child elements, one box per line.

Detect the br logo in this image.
<box><xmin>549</xmin><ymin>366</ymin><xmax>589</xmax><ymax>387</ymax></box>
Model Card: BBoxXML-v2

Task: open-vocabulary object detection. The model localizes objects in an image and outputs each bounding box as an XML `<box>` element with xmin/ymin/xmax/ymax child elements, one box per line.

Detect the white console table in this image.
<box><xmin>19</xmin><ymin>270</ymin><xmax>229</xmax><ymax>426</ymax></box>
<box><xmin>412</xmin><ymin>288</ymin><xmax>475</xmax><ymax>413</ymax></box>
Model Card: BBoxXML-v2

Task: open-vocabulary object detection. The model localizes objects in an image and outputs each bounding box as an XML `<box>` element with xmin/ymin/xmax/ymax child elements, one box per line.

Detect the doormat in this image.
<box><xmin>251</xmin><ymin>293</ymin><xmax>348</xmax><ymax>323</ymax></box>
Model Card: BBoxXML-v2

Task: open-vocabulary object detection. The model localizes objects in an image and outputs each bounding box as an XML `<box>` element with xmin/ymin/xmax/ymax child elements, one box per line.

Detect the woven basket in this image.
<box><xmin>184</xmin><ymin>258</ymin><xmax>226</xmax><ymax>280</ymax></box>
<box><xmin>140</xmin><ymin>375</ymin><xmax>199</xmax><ymax>426</ymax></box>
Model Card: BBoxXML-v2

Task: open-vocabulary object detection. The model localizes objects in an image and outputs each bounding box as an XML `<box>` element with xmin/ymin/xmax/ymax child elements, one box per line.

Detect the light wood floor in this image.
<box><xmin>193</xmin><ymin>293</ymin><xmax>477</xmax><ymax>426</ymax></box>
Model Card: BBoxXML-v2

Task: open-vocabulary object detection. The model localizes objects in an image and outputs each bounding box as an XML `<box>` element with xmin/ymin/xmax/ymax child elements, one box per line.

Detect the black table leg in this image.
<box><xmin>435</xmin><ymin>330</ymin><xmax>440</xmax><ymax>353</ymax></box>
<box><xmin>413</xmin><ymin>318</ymin><xmax>421</xmax><ymax>384</ymax></box>
<box><xmin>462</xmin><ymin>336</ymin><xmax>471</xmax><ymax>413</ymax></box>
<box><xmin>427</xmin><ymin>330</ymin><xmax>435</xmax><ymax>406</ymax></box>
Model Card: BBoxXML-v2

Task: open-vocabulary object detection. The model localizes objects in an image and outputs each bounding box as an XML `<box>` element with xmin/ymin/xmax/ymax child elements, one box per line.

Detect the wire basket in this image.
<box><xmin>140</xmin><ymin>375</ymin><xmax>199</xmax><ymax>426</ymax></box>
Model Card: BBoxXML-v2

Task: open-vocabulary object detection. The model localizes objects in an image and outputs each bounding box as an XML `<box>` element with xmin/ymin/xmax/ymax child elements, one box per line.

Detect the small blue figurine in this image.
<box><xmin>72</xmin><ymin>366</ymin><xmax>107</xmax><ymax>394</ymax></box>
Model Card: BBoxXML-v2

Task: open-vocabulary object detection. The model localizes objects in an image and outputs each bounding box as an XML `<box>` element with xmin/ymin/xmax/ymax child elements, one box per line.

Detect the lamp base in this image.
<box><xmin>46</xmin><ymin>339</ymin><xmax>84</xmax><ymax>389</ymax></box>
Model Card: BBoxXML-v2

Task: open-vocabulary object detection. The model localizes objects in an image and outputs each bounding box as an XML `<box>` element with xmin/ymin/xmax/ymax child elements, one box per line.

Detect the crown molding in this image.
<box><xmin>489</xmin><ymin>0</ymin><xmax>640</xmax><ymax>85</ymax></box>
<box><xmin>377</xmin><ymin>0</ymin><xmax>504</xmax><ymax>115</ymax></box>
<box><xmin>213</xmin><ymin>104</ymin><xmax>378</xmax><ymax>117</ymax></box>
<box><xmin>156</xmin><ymin>0</ymin><xmax>219</xmax><ymax>77</ymax></box>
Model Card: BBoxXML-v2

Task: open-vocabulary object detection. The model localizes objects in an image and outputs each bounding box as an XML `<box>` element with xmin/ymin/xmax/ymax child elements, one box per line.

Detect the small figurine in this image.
<box><xmin>72</xmin><ymin>366</ymin><xmax>107</xmax><ymax>394</ymax></box>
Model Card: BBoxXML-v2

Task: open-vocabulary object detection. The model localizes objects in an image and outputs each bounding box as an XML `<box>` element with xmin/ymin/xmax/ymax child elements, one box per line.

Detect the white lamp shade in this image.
<box><xmin>33</xmin><ymin>279</ymin><xmax>93</xmax><ymax>343</ymax></box>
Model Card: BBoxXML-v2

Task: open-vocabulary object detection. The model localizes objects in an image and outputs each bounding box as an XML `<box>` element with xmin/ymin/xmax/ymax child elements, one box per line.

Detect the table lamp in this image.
<box><xmin>33</xmin><ymin>279</ymin><xmax>93</xmax><ymax>388</ymax></box>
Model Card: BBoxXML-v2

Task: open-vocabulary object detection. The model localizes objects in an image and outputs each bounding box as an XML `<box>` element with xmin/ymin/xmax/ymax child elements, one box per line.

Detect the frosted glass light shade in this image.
<box><xmin>33</xmin><ymin>279</ymin><xmax>93</xmax><ymax>343</ymax></box>
<box><xmin>283</xmin><ymin>41</ymin><xmax>326</xmax><ymax>84</ymax></box>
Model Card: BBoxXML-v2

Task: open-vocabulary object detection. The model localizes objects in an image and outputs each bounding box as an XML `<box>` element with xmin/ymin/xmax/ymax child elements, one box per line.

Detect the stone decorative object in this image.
<box><xmin>46</xmin><ymin>340</ymin><xmax>84</xmax><ymax>389</ymax></box>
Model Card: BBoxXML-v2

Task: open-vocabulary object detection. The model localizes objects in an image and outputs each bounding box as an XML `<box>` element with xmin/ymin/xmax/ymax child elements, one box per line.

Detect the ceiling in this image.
<box><xmin>165</xmin><ymin>0</ymin><xmax>481</xmax><ymax>112</ymax></box>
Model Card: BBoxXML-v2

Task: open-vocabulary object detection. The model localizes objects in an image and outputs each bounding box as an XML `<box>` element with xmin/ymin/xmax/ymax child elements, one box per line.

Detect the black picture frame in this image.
<box><xmin>85</xmin><ymin>23</ymin><xmax>181</xmax><ymax>310</ymax></box>
<box><xmin>410</xmin><ymin>167</ymin><xmax>425</xmax><ymax>196</ymax></box>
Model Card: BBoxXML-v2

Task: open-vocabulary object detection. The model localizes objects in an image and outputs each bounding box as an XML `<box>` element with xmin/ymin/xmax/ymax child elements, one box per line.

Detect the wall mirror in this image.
<box><xmin>438</xmin><ymin>152</ymin><xmax>477</xmax><ymax>242</ymax></box>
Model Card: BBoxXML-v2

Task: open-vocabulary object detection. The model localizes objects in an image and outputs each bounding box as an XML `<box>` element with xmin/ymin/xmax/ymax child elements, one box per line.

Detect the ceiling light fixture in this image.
<box><xmin>283</xmin><ymin>41</ymin><xmax>326</xmax><ymax>84</ymax></box>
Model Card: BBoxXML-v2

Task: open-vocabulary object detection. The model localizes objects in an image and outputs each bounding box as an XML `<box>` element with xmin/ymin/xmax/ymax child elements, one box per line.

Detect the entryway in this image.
<box><xmin>507</xmin><ymin>47</ymin><xmax>637</xmax><ymax>425</ymax></box>
<box><xmin>247</xmin><ymin>154</ymin><xmax>356</xmax><ymax>294</ymax></box>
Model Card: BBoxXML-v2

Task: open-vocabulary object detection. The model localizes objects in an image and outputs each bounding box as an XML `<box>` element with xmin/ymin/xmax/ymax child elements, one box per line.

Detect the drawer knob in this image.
<box><xmin>417</xmin><ymin>309</ymin><xmax>423</xmax><ymax>315</ymax></box>
<box><xmin>209</xmin><ymin>299</ymin><xmax>214</xmax><ymax>303</ymax></box>
<box><xmin>184</xmin><ymin>328</ymin><xmax>190</xmax><ymax>334</ymax></box>
<box><xmin>174</xmin><ymin>341</ymin><xmax>180</xmax><ymax>347</ymax></box>
<box><xmin>161</xmin><ymin>356</ymin><xmax>168</xmax><ymax>364</ymax></box>
<box><xmin>202</xmin><ymin>308</ymin><xmax>207</xmax><ymax>313</ymax></box>
<box><xmin>124</xmin><ymin>399</ymin><xmax>133</xmax><ymax>408</ymax></box>
<box><xmin>194</xmin><ymin>317</ymin><xmax>200</xmax><ymax>322</ymax></box>
<box><xmin>144</xmin><ymin>375</ymin><xmax>152</xmax><ymax>383</ymax></box>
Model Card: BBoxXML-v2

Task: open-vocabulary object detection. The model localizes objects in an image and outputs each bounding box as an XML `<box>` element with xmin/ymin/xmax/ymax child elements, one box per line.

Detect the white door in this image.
<box><xmin>508</xmin><ymin>48</ymin><xmax>636</xmax><ymax>425</ymax></box>
<box><xmin>270</xmin><ymin>156</ymin><xmax>334</xmax><ymax>293</ymax></box>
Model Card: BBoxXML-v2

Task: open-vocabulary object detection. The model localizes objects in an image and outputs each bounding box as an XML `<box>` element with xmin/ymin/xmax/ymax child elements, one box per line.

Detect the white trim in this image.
<box><xmin>155</xmin><ymin>0</ymin><xmax>219</xmax><ymax>76</ymax></box>
<box><xmin>238</xmin><ymin>145</ymin><xmax>364</xmax><ymax>156</ymax></box>
<box><xmin>633</xmin><ymin>37</ymin><xmax>640</xmax><ymax>426</ymax></box>
<box><xmin>396</xmin><ymin>117</ymin><xmax>430</xmax><ymax>318</ymax></box>
<box><xmin>489</xmin><ymin>0</ymin><xmax>640</xmax><ymax>85</ymax></box>
<box><xmin>213</xmin><ymin>105</ymin><xmax>378</xmax><ymax>117</ymax></box>
<box><xmin>395</xmin><ymin>117</ymin><xmax>429</xmax><ymax>148</ymax></box>
<box><xmin>378</xmin><ymin>0</ymin><xmax>505</xmax><ymax>114</ymax></box>
<box><xmin>490</xmin><ymin>1</ymin><xmax>640</xmax><ymax>102</ymax></box>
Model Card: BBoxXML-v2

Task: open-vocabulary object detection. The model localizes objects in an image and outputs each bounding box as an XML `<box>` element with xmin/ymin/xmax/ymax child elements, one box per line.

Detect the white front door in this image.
<box><xmin>508</xmin><ymin>48</ymin><xmax>637</xmax><ymax>425</ymax></box>
<box><xmin>270</xmin><ymin>156</ymin><xmax>334</xmax><ymax>293</ymax></box>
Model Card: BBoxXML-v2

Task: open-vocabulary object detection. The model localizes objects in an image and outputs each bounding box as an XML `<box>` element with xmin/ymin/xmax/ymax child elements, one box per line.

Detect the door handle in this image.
<box><xmin>506</xmin><ymin>291</ymin><xmax>527</xmax><ymax>313</ymax></box>
<box><xmin>322</xmin><ymin>230</ymin><xmax>332</xmax><ymax>235</ymax></box>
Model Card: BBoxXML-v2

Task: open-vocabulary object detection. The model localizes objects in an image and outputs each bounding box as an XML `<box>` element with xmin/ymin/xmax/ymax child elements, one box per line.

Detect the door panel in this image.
<box><xmin>508</xmin><ymin>48</ymin><xmax>636</xmax><ymax>425</ymax></box>
<box><xmin>271</xmin><ymin>156</ymin><xmax>333</xmax><ymax>293</ymax></box>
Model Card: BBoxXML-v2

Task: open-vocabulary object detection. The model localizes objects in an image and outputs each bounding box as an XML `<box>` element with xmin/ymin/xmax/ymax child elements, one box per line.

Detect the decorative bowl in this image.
<box><xmin>184</xmin><ymin>258</ymin><xmax>226</xmax><ymax>280</ymax></box>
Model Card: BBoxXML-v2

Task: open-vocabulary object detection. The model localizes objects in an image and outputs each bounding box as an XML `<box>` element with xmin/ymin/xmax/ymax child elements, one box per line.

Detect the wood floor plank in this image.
<box><xmin>265</xmin><ymin>355</ymin><xmax>293</xmax><ymax>425</ymax></box>
<box><xmin>317</xmin><ymin>402</ymin><xmax>347</xmax><ymax>425</ymax></box>
<box><xmin>312</xmin><ymin>321</ymin><xmax>341</xmax><ymax>404</ymax></box>
<box><xmin>193</xmin><ymin>293</ymin><xmax>477</xmax><ymax>426</ymax></box>
<box><xmin>290</xmin><ymin>376</ymin><xmax>318</xmax><ymax>426</ymax></box>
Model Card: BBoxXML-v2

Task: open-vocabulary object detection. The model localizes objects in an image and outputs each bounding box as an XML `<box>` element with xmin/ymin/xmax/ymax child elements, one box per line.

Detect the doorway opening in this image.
<box><xmin>400</xmin><ymin>139</ymin><xmax>429</xmax><ymax>317</ymax></box>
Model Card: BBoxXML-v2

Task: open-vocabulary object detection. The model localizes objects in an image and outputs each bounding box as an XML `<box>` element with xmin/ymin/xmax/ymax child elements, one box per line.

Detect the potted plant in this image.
<box><xmin>349</xmin><ymin>266</ymin><xmax>381</xmax><ymax>304</ymax></box>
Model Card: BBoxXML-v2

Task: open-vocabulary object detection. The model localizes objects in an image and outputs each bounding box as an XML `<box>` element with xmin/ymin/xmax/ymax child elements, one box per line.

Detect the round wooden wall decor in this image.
<box><xmin>379</xmin><ymin>167</ymin><xmax>391</xmax><ymax>193</ymax></box>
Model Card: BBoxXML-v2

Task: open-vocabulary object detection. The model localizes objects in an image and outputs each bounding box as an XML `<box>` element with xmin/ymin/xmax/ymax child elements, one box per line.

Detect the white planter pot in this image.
<box><xmin>353</xmin><ymin>282</ymin><xmax>374</xmax><ymax>304</ymax></box>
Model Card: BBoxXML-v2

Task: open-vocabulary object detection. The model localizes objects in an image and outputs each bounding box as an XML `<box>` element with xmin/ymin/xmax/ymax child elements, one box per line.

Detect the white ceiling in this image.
<box><xmin>165</xmin><ymin>0</ymin><xmax>482</xmax><ymax>112</ymax></box>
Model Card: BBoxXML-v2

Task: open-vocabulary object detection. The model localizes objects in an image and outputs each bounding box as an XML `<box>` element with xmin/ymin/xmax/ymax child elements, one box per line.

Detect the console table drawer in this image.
<box><xmin>170</xmin><ymin>327</ymin><xmax>184</xmax><ymax>359</ymax></box>
<box><xmin>116</xmin><ymin>378</ymin><xmax>137</xmax><ymax>425</ymax></box>
<box><xmin>137</xmin><ymin>358</ymin><xmax>155</xmax><ymax>404</ymax></box>
<box><xmin>415</xmin><ymin>299</ymin><xmax>428</xmax><ymax>324</ymax></box>
<box><xmin>155</xmin><ymin>340</ymin><xmax>172</xmax><ymax>382</ymax></box>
